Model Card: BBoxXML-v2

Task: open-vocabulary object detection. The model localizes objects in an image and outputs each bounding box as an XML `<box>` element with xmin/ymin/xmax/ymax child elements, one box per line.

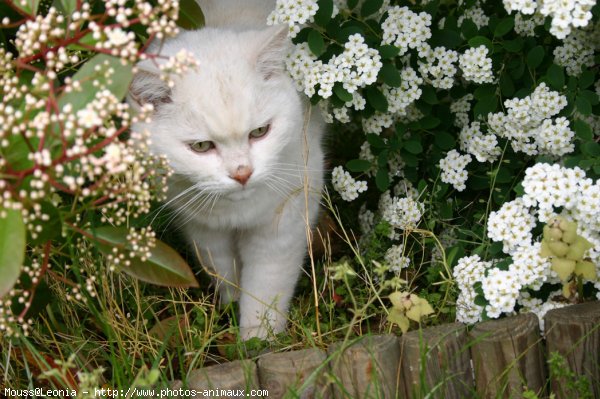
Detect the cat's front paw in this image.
<box><xmin>239</xmin><ymin>325</ymin><xmax>268</xmax><ymax>341</ymax></box>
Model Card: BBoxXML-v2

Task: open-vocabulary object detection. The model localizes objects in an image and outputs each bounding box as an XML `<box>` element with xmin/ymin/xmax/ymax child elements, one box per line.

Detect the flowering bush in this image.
<box><xmin>268</xmin><ymin>0</ymin><xmax>600</xmax><ymax>330</ymax></box>
<box><xmin>0</xmin><ymin>0</ymin><xmax>203</xmax><ymax>338</ymax></box>
<box><xmin>0</xmin><ymin>0</ymin><xmax>599</xmax><ymax>390</ymax></box>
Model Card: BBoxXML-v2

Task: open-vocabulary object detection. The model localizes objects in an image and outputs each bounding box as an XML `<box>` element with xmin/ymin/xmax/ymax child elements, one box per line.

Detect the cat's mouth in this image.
<box><xmin>223</xmin><ymin>186</ymin><xmax>256</xmax><ymax>201</ymax></box>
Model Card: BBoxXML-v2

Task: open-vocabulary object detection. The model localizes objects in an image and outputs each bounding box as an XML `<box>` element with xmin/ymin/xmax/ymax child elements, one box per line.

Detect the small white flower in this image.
<box><xmin>77</xmin><ymin>108</ymin><xmax>102</xmax><ymax>128</ymax></box>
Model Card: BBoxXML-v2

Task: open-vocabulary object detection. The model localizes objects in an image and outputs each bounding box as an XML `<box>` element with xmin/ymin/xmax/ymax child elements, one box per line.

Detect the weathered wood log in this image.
<box><xmin>184</xmin><ymin>360</ymin><xmax>260</xmax><ymax>398</ymax></box>
<box><xmin>328</xmin><ymin>334</ymin><xmax>403</xmax><ymax>399</ymax></box>
<box><xmin>544</xmin><ymin>301</ymin><xmax>600</xmax><ymax>399</ymax></box>
<box><xmin>401</xmin><ymin>323</ymin><xmax>473</xmax><ymax>399</ymax></box>
<box><xmin>257</xmin><ymin>348</ymin><xmax>331</xmax><ymax>398</ymax></box>
<box><xmin>469</xmin><ymin>312</ymin><xmax>546</xmax><ymax>398</ymax></box>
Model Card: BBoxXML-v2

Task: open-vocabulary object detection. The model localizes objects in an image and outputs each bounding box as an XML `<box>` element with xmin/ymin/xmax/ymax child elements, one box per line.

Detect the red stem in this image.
<box><xmin>18</xmin><ymin>241</ymin><xmax>51</xmax><ymax>320</ymax></box>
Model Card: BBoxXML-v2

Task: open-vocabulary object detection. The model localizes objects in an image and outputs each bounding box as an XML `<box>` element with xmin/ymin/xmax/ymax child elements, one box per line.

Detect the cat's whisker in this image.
<box><xmin>151</xmin><ymin>182</ymin><xmax>204</xmax><ymax>224</ymax></box>
<box><xmin>162</xmin><ymin>186</ymin><xmax>219</xmax><ymax>230</ymax></box>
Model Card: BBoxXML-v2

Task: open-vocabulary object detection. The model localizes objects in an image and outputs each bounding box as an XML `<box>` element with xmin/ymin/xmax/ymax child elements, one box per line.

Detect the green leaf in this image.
<box><xmin>376</xmin><ymin>168</ymin><xmax>390</xmax><ymax>191</ymax></box>
<box><xmin>474</xmin><ymin>84</ymin><xmax>496</xmax><ymax>100</ymax></box>
<box><xmin>576</xmin><ymin>95</ymin><xmax>592</xmax><ymax>116</ymax></box>
<box><xmin>346</xmin><ymin>159</ymin><xmax>372</xmax><ymax>172</ymax></box>
<box><xmin>500</xmin><ymin>73</ymin><xmax>515</xmax><ymax>97</ymax></box>
<box><xmin>526</xmin><ymin>45</ymin><xmax>544</xmax><ymax>70</ymax></box>
<box><xmin>432</xmin><ymin>29</ymin><xmax>463</xmax><ymax>49</ymax></box>
<box><xmin>90</xmin><ymin>226</ymin><xmax>199</xmax><ymax>288</ymax></box>
<box><xmin>574</xmin><ymin>119</ymin><xmax>593</xmax><ymax>140</ymax></box>
<box><xmin>461</xmin><ymin>19</ymin><xmax>478</xmax><ymax>39</ymax></box>
<box><xmin>474</xmin><ymin>294</ymin><xmax>488</xmax><ymax>307</ymax></box>
<box><xmin>1</xmin><ymin>134</ymin><xmax>35</xmax><ymax>171</ymax></box>
<box><xmin>367</xmin><ymin>133</ymin><xmax>386</xmax><ymax>149</ymax></box>
<box><xmin>380</xmin><ymin>62</ymin><xmax>401</xmax><ymax>87</ymax></box>
<box><xmin>52</xmin><ymin>0</ymin><xmax>77</xmax><ymax>15</ymax></box>
<box><xmin>420</xmin><ymin>116</ymin><xmax>441</xmax><ymax>130</ymax></box>
<box><xmin>58</xmin><ymin>54</ymin><xmax>133</xmax><ymax>112</ymax></box>
<box><xmin>388</xmin><ymin>309</ymin><xmax>410</xmax><ymax>333</ymax></box>
<box><xmin>494</xmin><ymin>17</ymin><xmax>514</xmax><ymax>37</ymax></box>
<box><xmin>446</xmin><ymin>246</ymin><xmax>464</xmax><ymax>268</ymax></box>
<box><xmin>177</xmin><ymin>0</ymin><xmax>205</xmax><ymax>30</ymax></box>
<box><xmin>579</xmin><ymin>89</ymin><xmax>599</xmax><ymax>105</ymax></box>
<box><xmin>28</xmin><ymin>202</ymin><xmax>61</xmax><ymax>246</ymax></box>
<box><xmin>502</xmin><ymin>38</ymin><xmax>523</xmax><ymax>53</ymax></box>
<box><xmin>468</xmin><ymin>36</ymin><xmax>493</xmax><ymax>53</ymax></box>
<box><xmin>307</xmin><ymin>29</ymin><xmax>325</xmax><ymax>56</ymax></box>
<box><xmin>473</xmin><ymin>95</ymin><xmax>497</xmax><ymax>118</ymax></box>
<box><xmin>12</xmin><ymin>0</ymin><xmax>40</xmax><ymax>15</ymax></box>
<box><xmin>404</xmin><ymin>140</ymin><xmax>423</xmax><ymax>154</ymax></box>
<box><xmin>347</xmin><ymin>0</ymin><xmax>359</xmax><ymax>9</ymax></box>
<box><xmin>579</xmin><ymin>70</ymin><xmax>596</xmax><ymax>89</ymax></box>
<box><xmin>378</xmin><ymin>45</ymin><xmax>400</xmax><ymax>59</ymax></box>
<box><xmin>545</xmin><ymin>64</ymin><xmax>565</xmax><ymax>90</ymax></box>
<box><xmin>0</xmin><ymin>208</ymin><xmax>25</xmax><ymax>298</ymax></box>
<box><xmin>420</xmin><ymin>85</ymin><xmax>438</xmax><ymax>105</ymax></box>
<box><xmin>333</xmin><ymin>83</ymin><xmax>353</xmax><ymax>103</ymax></box>
<box><xmin>582</xmin><ymin>142</ymin><xmax>600</xmax><ymax>157</ymax></box>
<box><xmin>361</xmin><ymin>0</ymin><xmax>383</xmax><ymax>17</ymax></box>
<box><xmin>314</xmin><ymin>0</ymin><xmax>334</xmax><ymax>27</ymax></box>
<box><xmin>366</xmin><ymin>87</ymin><xmax>388</xmax><ymax>113</ymax></box>
<box><xmin>434</xmin><ymin>132</ymin><xmax>455</xmax><ymax>150</ymax></box>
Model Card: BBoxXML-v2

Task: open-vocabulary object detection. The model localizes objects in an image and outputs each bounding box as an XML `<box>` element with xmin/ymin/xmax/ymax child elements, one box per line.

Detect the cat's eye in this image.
<box><xmin>189</xmin><ymin>140</ymin><xmax>215</xmax><ymax>153</ymax></box>
<box><xmin>249</xmin><ymin>124</ymin><xmax>270</xmax><ymax>139</ymax></box>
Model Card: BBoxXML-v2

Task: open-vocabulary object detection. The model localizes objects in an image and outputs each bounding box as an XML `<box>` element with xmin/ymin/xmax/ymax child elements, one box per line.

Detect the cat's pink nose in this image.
<box><xmin>230</xmin><ymin>165</ymin><xmax>253</xmax><ymax>185</ymax></box>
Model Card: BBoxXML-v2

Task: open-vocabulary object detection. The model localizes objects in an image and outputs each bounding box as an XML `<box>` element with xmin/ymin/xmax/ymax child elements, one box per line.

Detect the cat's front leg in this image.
<box><xmin>184</xmin><ymin>223</ymin><xmax>240</xmax><ymax>304</ymax></box>
<box><xmin>236</xmin><ymin>209</ymin><xmax>313</xmax><ymax>339</ymax></box>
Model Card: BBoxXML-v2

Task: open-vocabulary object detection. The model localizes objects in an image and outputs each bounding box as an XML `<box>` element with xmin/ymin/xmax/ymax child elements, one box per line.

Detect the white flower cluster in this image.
<box><xmin>14</xmin><ymin>8</ymin><xmax>66</xmax><ymax>58</ymax></box>
<box><xmin>481</xmin><ymin>268</ymin><xmax>521</xmax><ymax>318</ymax></box>
<box><xmin>454</xmin><ymin>250</ymin><xmax>550</xmax><ymax>322</ymax></box>
<box><xmin>453</xmin><ymin>255</ymin><xmax>489</xmax><ymax>323</ymax></box>
<box><xmin>458</xmin><ymin>45</ymin><xmax>494</xmax><ymax>84</ymax></box>
<box><xmin>455</xmin><ymin>163</ymin><xmax>600</xmax><ymax>324</ymax></box>
<box><xmin>417</xmin><ymin>45</ymin><xmax>459</xmax><ymax>89</ymax></box>
<box><xmin>286</xmin><ymin>34</ymin><xmax>382</xmax><ymax>98</ymax></box>
<box><xmin>518</xmin><ymin>292</ymin><xmax>567</xmax><ymax>332</ymax></box>
<box><xmin>487</xmin><ymin>83</ymin><xmax>573</xmax><ymax>156</ymax></box>
<box><xmin>156</xmin><ymin>49</ymin><xmax>200</xmax><ymax>88</ymax></box>
<box><xmin>385</xmin><ymin>244</ymin><xmax>411</xmax><ymax>272</ymax></box>
<box><xmin>459</xmin><ymin>121</ymin><xmax>501</xmax><ymax>163</ymax></box>
<box><xmin>331</xmin><ymin>166</ymin><xmax>368</xmax><ymax>202</ymax></box>
<box><xmin>458</xmin><ymin>5</ymin><xmax>490</xmax><ymax>29</ymax></box>
<box><xmin>381</xmin><ymin>195</ymin><xmax>424</xmax><ymax>231</ymax></box>
<box><xmin>358</xmin><ymin>204</ymin><xmax>376</xmax><ymax>235</ymax></box>
<box><xmin>267</xmin><ymin>0</ymin><xmax>318</xmax><ymax>37</ymax></box>
<box><xmin>503</xmin><ymin>0</ymin><xmax>596</xmax><ymax>38</ymax></box>
<box><xmin>92</xmin><ymin>23</ymin><xmax>138</xmax><ymax>62</ymax></box>
<box><xmin>381</xmin><ymin>6</ymin><xmax>432</xmax><ymax>55</ymax></box>
<box><xmin>360</xmin><ymin>68</ymin><xmax>423</xmax><ymax>134</ymax></box>
<box><xmin>439</xmin><ymin>150</ymin><xmax>472</xmax><ymax>191</ymax></box>
<box><xmin>487</xmin><ymin>198</ymin><xmax>537</xmax><ymax>253</ymax></box>
<box><xmin>553</xmin><ymin>30</ymin><xmax>595</xmax><ymax>76</ymax></box>
<box><xmin>450</xmin><ymin>94</ymin><xmax>474</xmax><ymax>127</ymax></box>
<box><xmin>511</xmin><ymin>243</ymin><xmax>551</xmax><ymax>289</ymax></box>
<box><xmin>514</xmin><ymin>12</ymin><xmax>545</xmax><ymax>36</ymax></box>
<box><xmin>521</xmin><ymin>163</ymin><xmax>599</xmax><ymax>229</ymax></box>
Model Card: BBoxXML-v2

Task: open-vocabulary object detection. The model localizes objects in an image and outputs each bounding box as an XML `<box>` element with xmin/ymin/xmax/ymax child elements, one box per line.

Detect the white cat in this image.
<box><xmin>129</xmin><ymin>0</ymin><xmax>324</xmax><ymax>339</ymax></box>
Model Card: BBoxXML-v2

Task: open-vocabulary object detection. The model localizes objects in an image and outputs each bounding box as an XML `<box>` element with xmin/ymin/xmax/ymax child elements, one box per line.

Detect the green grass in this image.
<box><xmin>0</xmin><ymin>196</ymin><xmax>594</xmax><ymax>399</ymax></box>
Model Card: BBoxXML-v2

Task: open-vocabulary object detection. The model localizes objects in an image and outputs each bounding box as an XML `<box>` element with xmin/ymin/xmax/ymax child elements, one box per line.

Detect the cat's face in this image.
<box><xmin>130</xmin><ymin>27</ymin><xmax>302</xmax><ymax>199</ymax></box>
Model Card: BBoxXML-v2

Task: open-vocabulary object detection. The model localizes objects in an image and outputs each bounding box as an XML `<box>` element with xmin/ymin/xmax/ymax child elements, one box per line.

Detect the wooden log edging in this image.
<box><xmin>178</xmin><ymin>301</ymin><xmax>600</xmax><ymax>399</ymax></box>
<box><xmin>401</xmin><ymin>323</ymin><xmax>472</xmax><ymax>399</ymax></box>
<box><xmin>545</xmin><ymin>301</ymin><xmax>600</xmax><ymax>398</ymax></box>
<box><xmin>470</xmin><ymin>312</ymin><xmax>546</xmax><ymax>398</ymax></box>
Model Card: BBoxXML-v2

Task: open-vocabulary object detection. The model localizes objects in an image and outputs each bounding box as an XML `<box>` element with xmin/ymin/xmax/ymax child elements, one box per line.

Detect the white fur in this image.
<box><xmin>130</xmin><ymin>0</ymin><xmax>324</xmax><ymax>339</ymax></box>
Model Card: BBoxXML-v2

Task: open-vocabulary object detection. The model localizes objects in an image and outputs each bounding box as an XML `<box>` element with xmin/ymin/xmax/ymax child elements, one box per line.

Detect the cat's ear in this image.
<box><xmin>255</xmin><ymin>26</ymin><xmax>290</xmax><ymax>80</ymax></box>
<box><xmin>128</xmin><ymin>64</ymin><xmax>172</xmax><ymax>110</ymax></box>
